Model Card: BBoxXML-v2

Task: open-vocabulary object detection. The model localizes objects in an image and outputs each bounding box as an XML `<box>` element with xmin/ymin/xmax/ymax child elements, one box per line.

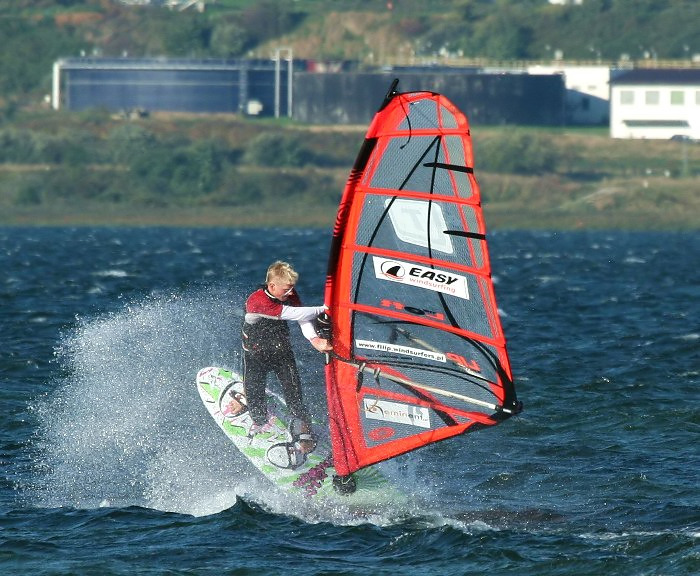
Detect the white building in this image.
<box><xmin>528</xmin><ymin>64</ymin><xmax>610</xmax><ymax>125</ymax></box>
<box><xmin>609</xmin><ymin>69</ymin><xmax>700</xmax><ymax>140</ymax></box>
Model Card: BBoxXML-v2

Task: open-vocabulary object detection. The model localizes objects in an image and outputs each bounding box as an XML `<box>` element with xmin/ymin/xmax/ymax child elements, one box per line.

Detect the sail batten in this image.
<box><xmin>324</xmin><ymin>81</ymin><xmax>521</xmax><ymax>478</ymax></box>
<box><xmin>360</xmin><ymin>189</ymin><xmax>482</xmax><ymax>206</ymax></box>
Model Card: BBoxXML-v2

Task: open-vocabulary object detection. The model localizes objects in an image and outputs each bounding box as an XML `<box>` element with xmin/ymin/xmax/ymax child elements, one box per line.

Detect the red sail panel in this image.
<box><xmin>324</xmin><ymin>81</ymin><xmax>521</xmax><ymax>477</ymax></box>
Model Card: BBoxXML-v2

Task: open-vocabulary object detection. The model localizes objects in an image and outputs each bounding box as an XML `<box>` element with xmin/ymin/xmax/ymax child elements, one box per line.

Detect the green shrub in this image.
<box><xmin>242</xmin><ymin>132</ymin><xmax>315</xmax><ymax>167</ymax></box>
<box><xmin>188</xmin><ymin>138</ymin><xmax>226</xmax><ymax>194</ymax></box>
<box><xmin>40</xmin><ymin>130</ymin><xmax>103</xmax><ymax>165</ymax></box>
<box><xmin>0</xmin><ymin>128</ymin><xmax>40</xmax><ymax>163</ymax></box>
<box><xmin>15</xmin><ymin>177</ymin><xmax>44</xmax><ymax>206</ymax></box>
<box><xmin>478</xmin><ymin>131</ymin><xmax>561</xmax><ymax>175</ymax></box>
<box><xmin>107</xmin><ymin>124</ymin><xmax>158</xmax><ymax>165</ymax></box>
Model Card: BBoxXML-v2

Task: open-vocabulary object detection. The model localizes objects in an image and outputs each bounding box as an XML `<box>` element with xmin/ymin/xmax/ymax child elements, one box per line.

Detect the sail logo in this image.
<box><xmin>379</xmin><ymin>260</ymin><xmax>405</xmax><ymax>280</ymax></box>
<box><xmin>373</xmin><ymin>256</ymin><xmax>469</xmax><ymax>299</ymax></box>
<box><xmin>356</xmin><ymin>339</ymin><xmax>446</xmax><ymax>363</ymax></box>
<box><xmin>363</xmin><ymin>398</ymin><xmax>431</xmax><ymax>429</ymax></box>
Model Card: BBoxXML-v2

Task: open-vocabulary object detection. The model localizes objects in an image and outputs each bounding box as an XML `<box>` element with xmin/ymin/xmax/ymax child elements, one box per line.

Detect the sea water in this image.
<box><xmin>1</xmin><ymin>227</ymin><xmax>698</xmax><ymax>575</ymax></box>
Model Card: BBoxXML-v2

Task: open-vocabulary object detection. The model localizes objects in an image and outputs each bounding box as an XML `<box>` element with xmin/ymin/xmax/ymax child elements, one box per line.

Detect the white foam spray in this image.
<box><xmin>29</xmin><ymin>288</ymin><xmax>261</xmax><ymax>516</ymax></box>
<box><xmin>27</xmin><ymin>288</ymin><xmax>450</xmax><ymax>524</ymax></box>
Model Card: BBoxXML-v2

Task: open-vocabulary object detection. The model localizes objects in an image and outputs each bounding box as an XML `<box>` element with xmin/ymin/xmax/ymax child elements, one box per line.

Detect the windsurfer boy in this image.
<box><xmin>241</xmin><ymin>261</ymin><xmax>332</xmax><ymax>462</ymax></box>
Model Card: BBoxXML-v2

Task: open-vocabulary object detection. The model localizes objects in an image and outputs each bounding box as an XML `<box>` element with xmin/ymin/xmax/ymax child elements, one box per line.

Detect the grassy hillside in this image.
<box><xmin>0</xmin><ymin>1</ymin><xmax>698</xmax><ymax>229</ymax></box>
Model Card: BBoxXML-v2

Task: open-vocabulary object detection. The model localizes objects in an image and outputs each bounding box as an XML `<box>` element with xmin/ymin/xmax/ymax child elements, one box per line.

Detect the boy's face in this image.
<box><xmin>268</xmin><ymin>276</ymin><xmax>295</xmax><ymax>301</ymax></box>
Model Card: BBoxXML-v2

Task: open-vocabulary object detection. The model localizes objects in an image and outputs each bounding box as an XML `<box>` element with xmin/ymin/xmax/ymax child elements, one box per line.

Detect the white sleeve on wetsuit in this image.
<box><xmin>279</xmin><ymin>304</ymin><xmax>326</xmax><ymax>341</ymax></box>
<box><xmin>299</xmin><ymin>320</ymin><xmax>318</xmax><ymax>341</ymax></box>
<box><xmin>279</xmin><ymin>304</ymin><xmax>326</xmax><ymax>322</ymax></box>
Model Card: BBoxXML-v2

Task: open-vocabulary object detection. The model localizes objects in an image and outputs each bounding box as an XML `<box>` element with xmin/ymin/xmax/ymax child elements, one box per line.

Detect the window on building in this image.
<box><xmin>671</xmin><ymin>91</ymin><xmax>684</xmax><ymax>105</ymax></box>
<box><xmin>645</xmin><ymin>90</ymin><xmax>660</xmax><ymax>105</ymax></box>
<box><xmin>620</xmin><ymin>90</ymin><xmax>634</xmax><ymax>105</ymax></box>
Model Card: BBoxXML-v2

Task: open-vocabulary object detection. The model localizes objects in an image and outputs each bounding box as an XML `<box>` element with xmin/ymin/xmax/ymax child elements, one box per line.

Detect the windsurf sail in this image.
<box><xmin>324</xmin><ymin>79</ymin><xmax>522</xmax><ymax>478</ymax></box>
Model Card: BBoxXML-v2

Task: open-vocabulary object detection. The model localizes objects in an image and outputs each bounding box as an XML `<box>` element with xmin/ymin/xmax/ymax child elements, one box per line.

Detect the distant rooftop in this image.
<box><xmin>612</xmin><ymin>68</ymin><xmax>700</xmax><ymax>85</ymax></box>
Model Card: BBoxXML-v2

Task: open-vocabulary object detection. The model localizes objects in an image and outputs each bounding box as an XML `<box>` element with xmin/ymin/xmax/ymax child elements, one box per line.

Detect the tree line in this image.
<box><xmin>1</xmin><ymin>0</ymin><xmax>698</xmax><ymax>112</ymax></box>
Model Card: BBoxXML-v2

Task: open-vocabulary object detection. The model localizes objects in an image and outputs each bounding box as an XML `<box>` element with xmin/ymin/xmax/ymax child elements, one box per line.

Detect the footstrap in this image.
<box><xmin>266</xmin><ymin>442</ymin><xmax>307</xmax><ymax>470</ymax></box>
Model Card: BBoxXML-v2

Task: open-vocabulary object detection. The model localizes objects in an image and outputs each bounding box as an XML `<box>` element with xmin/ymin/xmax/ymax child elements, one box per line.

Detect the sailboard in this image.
<box><xmin>324</xmin><ymin>79</ymin><xmax>522</xmax><ymax>481</ymax></box>
<box><xmin>196</xmin><ymin>366</ymin><xmax>403</xmax><ymax>506</ymax></box>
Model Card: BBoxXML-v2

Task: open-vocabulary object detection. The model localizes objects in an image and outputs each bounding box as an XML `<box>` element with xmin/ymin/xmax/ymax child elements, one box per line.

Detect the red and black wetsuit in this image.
<box><xmin>241</xmin><ymin>286</ymin><xmax>324</xmax><ymax>426</ymax></box>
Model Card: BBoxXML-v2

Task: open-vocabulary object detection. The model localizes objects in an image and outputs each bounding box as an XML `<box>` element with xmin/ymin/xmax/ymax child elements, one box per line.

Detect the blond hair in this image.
<box><xmin>266</xmin><ymin>260</ymin><xmax>299</xmax><ymax>285</ymax></box>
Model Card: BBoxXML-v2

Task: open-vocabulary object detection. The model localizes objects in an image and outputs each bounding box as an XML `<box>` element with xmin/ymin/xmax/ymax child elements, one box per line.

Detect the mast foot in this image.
<box><xmin>332</xmin><ymin>474</ymin><xmax>357</xmax><ymax>495</ymax></box>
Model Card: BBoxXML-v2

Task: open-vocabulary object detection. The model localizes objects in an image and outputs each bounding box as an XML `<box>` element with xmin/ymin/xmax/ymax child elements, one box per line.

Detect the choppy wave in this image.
<box><xmin>2</xmin><ymin>228</ymin><xmax>698</xmax><ymax>575</ymax></box>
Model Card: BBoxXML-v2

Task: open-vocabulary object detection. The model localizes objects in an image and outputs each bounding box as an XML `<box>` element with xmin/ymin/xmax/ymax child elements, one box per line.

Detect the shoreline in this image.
<box><xmin>1</xmin><ymin>203</ymin><xmax>697</xmax><ymax>231</ymax></box>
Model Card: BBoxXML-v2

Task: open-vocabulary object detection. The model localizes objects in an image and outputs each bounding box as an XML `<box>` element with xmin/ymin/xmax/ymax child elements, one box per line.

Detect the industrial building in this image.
<box><xmin>53</xmin><ymin>56</ymin><xmax>294</xmax><ymax>117</ymax></box>
<box><xmin>52</xmin><ymin>57</ymin><xmax>566</xmax><ymax>126</ymax></box>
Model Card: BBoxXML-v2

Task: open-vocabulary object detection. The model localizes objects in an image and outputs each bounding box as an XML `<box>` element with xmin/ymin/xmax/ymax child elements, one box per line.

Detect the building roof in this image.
<box><xmin>611</xmin><ymin>68</ymin><xmax>700</xmax><ymax>86</ymax></box>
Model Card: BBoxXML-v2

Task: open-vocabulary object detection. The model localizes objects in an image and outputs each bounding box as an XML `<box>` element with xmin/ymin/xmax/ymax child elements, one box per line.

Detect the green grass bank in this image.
<box><xmin>0</xmin><ymin>111</ymin><xmax>698</xmax><ymax>230</ymax></box>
